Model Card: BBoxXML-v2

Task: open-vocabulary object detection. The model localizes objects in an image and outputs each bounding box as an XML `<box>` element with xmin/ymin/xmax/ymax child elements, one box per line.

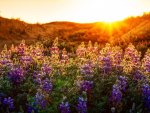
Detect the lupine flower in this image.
<box><xmin>41</xmin><ymin>64</ymin><xmax>52</xmax><ymax>75</ymax></box>
<box><xmin>80</xmin><ymin>62</ymin><xmax>93</xmax><ymax>77</ymax></box>
<box><xmin>35</xmin><ymin>92</ymin><xmax>47</xmax><ymax>109</ymax></box>
<box><xmin>145</xmin><ymin>96</ymin><xmax>150</xmax><ymax>111</ymax></box>
<box><xmin>8</xmin><ymin>66</ymin><xmax>25</xmax><ymax>84</ymax></box>
<box><xmin>0</xmin><ymin>45</ymin><xmax>12</xmax><ymax>68</ymax></box>
<box><xmin>31</xmin><ymin>43</ymin><xmax>44</xmax><ymax>62</ymax></box>
<box><xmin>133</xmin><ymin>70</ymin><xmax>145</xmax><ymax>81</ymax></box>
<box><xmin>60</xmin><ymin>48</ymin><xmax>69</xmax><ymax>64</ymax></box>
<box><xmin>27</xmin><ymin>105</ymin><xmax>38</xmax><ymax>113</ymax></box>
<box><xmin>80</xmin><ymin>80</ymin><xmax>93</xmax><ymax>92</ymax></box>
<box><xmin>50</xmin><ymin>38</ymin><xmax>60</xmax><ymax>65</ymax></box>
<box><xmin>76</xmin><ymin>42</ymin><xmax>86</xmax><ymax>59</ymax></box>
<box><xmin>33</xmin><ymin>71</ymin><xmax>44</xmax><ymax>84</ymax></box>
<box><xmin>27</xmin><ymin>105</ymin><xmax>34</xmax><ymax>113</ymax></box>
<box><xmin>121</xmin><ymin>43</ymin><xmax>141</xmax><ymax>73</ymax></box>
<box><xmin>77</xmin><ymin>97</ymin><xmax>87</xmax><ymax>113</ymax></box>
<box><xmin>102</xmin><ymin>55</ymin><xmax>112</xmax><ymax>74</ymax></box>
<box><xmin>110</xmin><ymin>84</ymin><xmax>122</xmax><ymax>105</ymax></box>
<box><xmin>118</xmin><ymin>76</ymin><xmax>128</xmax><ymax>92</ymax></box>
<box><xmin>50</xmin><ymin>37</ymin><xmax>59</xmax><ymax>55</ymax></box>
<box><xmin>20</xmin><ymin>53</ymin><xmax>32</xmax><ymax>66</ymax></box>
<box><xmin>42</xmin><ymin>78</ymin><xmax>53</xmax><ymax>93</ymax></box>
<box><xmin>142</xmin><ymin>84</ymin><xmax>150</xmax><ymax>97</ymax></box>
<box><xmin>111</xmin><ymin>46</ymin><xmax>123</xmax><ymax>73</ymax></box>
<box><xmin>3</xmin><ymin>97</ymin><xmax>14</xmax><ymax>110</ymax></box>
<box><xmin>17</xmin><ymin>40</ymin><xmax>26</xmax><ymax>56</ymax></box>
<box><xmin>59</xmin><ymin>101</ymin><xmax>71</xmax><ymax>113</ymax></box>
<box><xmin>142</xmin><ymin>49</ymin><xmax>150</xmax><ymax>74</ymax></box>
<box><xmin>141</xmin><ymin>84</ymin><xmax>150</xmax><ymax>110</ymax></box>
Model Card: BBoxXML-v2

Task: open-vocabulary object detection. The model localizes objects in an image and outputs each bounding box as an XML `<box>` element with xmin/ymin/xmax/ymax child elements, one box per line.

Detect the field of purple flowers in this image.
<box><xmin>0</xmin><ymin>38</ymin><xmax>150</xmax><ymax>113</ymax></box>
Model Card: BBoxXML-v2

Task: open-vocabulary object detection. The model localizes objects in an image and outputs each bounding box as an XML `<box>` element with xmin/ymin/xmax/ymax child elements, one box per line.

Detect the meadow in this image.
<box><xmin>0</xmin><ymin>37</ymin><xmax>149</xmax><ymax>113</ymax></box>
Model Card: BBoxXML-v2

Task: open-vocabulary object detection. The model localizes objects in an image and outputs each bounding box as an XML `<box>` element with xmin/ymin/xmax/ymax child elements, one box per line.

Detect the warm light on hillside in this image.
<box><xmin>0</xmin><ymin>0</ymin><xmax>150</xmax><ymax>23</ymax></box>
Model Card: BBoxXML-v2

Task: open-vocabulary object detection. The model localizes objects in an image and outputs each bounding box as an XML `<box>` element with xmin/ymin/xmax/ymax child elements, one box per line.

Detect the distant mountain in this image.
<box><xmin>0</xmin><ymin>13</ymin><xmax>150</xmax><ymax>51</ymax></box>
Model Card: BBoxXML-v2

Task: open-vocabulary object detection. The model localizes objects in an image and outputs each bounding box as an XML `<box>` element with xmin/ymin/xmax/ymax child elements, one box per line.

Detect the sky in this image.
<box><xmin>0</xmin><ymin>0</ymin><xmax>150</xmax><ymax>23</ymax></box>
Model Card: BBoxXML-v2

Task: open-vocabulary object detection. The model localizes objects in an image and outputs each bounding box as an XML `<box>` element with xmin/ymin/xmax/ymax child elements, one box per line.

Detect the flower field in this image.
<box><xmin>0</xmin><ymin>38</ymin><xmax>150</xmax><ymax>113</ymax></box>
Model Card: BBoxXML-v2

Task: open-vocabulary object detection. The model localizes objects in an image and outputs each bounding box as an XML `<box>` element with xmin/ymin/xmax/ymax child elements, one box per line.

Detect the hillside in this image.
<box><xmin>0</xmin><ymin>13</ymin><xmax>150</xmax><ymax>51</ymax></box>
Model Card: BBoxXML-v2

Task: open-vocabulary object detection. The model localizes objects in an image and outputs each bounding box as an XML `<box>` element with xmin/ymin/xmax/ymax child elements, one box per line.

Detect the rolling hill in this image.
<box><xmin>0</xmin><ymin>13</ymin><xmax>150</xmax><ymax>51</ymax></box>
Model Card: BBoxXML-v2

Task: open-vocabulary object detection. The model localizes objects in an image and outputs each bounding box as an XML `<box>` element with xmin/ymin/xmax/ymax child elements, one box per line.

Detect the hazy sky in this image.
<box><xmin>0</xmin><ymin>0</ymin><xmax>150</xmax><ymax>23</ymax></box>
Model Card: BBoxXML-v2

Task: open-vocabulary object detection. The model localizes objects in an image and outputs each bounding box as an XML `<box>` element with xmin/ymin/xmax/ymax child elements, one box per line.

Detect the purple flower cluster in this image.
<box><xmin>102</xmin><ymin>55</ymin><xmax>112</xmax><ymax>74</ymax></box>
<box><xmin>80</xmin><ymin>62</ymin><xmax>93</xmax><ymax>77</ymax></box>
<box><xmin>80</xmin><ymin>80</ymin><xmax>93</xmax><ymax>92</ymax></box>
<box><xmin>3</xmin><ymin>97</ymin><xmax>14</xmax><ymax>110</ymax></box>
<box><xmin>27</xmin><ymin>105</ymin><xmax>38</xmax><ymax>113</ymax></box>
<box><xmin>59</xmin><ymin>101</ymin><xmax>71</xmax><ymax>113</ymax></box>
<box><xmin>118</xmin><ymin>76</ymin><xmax>128</xmax><ymax>92</ymax></box>
<box><xmin>60</xmin><ymin>48</ymin><xmax>69</xmax><ymax>64</ymax></box>
<box><xmin>41</xmin><ymin>64</ymin><xmax>52</xmax><ymax>75</ymax></box>
<box><xmin>145</xmin><ymin>62</ymin><xmax>150</xmax><ymax>73</ymax></box>
<box><xmin>42</xmin><ymin>78</ymin><xmax>53</xmax><ymax>93</ymax></box>
<box><xmin>124</xmin><ymin>44</ymin><xmax>141</xmax><ymax>69</ymax></box>
<box><xmin>8</xmin><ymin>66</ymin><xmax>25</xmax><ymax>84</ymax></box>
<box><xmin>31</xmin><ymin>45</ymin><xmax>44</xmax><ymax>61</ymax></box>
<box><xmin>110</xmin><ymin>84</ymin><xmax>122</xmax><ymax>105</ymax></box>
<box><xmin>20</xmin><ymin>54</ymin><xmax>32</xmax><ymax>66</ymax></box>
<box><xmin>0</xmin><ymin>48</ymin><xmax>12</xmax><ymax>67</ymax></box>
<box><xmin>77</xmin><ymin>97</ymin><xmax>87</xmax><ymax>113</ymax></box>
<box><xmin>33</xmin><ymin>71</ymin><xmax>43</xmax><ymax>84</ymax></box>
<box><xmin>35</xmin><ymin>92</ymin><xmax>47</xmax><ymax>109</ymax></box>
<box><xmin>76</xmin><ymin>42</ymin><xmax>86</xmax><ymax>58</ymax></box>
<box><xmin>142</xmin><ymin>51</ymin><xmax>150</xmax><ymax>73</ymax></box>
<box><xmin>133</xmin><ymin>70</ymin><xmax>145</xmax><ymax>81</ymax></box>
<box><xmin>17</xmin><ymin>40</ymin><xmax>26</xmax><ymax>56</ymax></box>
<box><xmin>142</xmin><ymin>84</ymin><xmax>150</xmax><ymax>110</ymax></box>
<box><xmin>33</xmin><ymin>71</ymin><xmax>53</xmax><ymax>93</ymax></box>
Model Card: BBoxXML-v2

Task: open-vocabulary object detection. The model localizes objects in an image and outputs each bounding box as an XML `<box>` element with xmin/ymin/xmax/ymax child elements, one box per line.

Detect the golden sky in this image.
<box><xmin>0</xmin><ymin>0</ymin><xmax>150</xmax><ymax>23</ymax></box>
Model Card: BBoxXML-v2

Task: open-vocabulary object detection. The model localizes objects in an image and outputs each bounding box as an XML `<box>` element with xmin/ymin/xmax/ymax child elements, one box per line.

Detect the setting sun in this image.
<box><xmin>0</xmin><ymin>0</ymin><xmax>150</xmax><ymax>23</ymax></box>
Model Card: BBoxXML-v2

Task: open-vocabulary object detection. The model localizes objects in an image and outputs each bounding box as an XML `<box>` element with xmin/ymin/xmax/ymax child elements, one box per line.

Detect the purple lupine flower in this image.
<box><xmin>42</xmin><ymin>78</ymin><xmax>53</xmax><ymax>93</ymax></box>
<box><xmin>142</xmin><ymin>49</ymin><xmax>150</xmax><ymax>73</ymax></box>
<box><xmin>27</xmin><ymin>105</ymin><xmax>38</xmax><ymax>113</ymax></box>
<box><xmin>41</xmin><ymin>64</ymin><xmax>52</xmax><ymax>75</ymax></box>
<box><xmin>3</xmin><ymin>97</ymin><xmax>14</xmax><ymax>110</ymax></box>
<box><xmin>145</xmin><ymin>62</ymin><xmax>150</xmax><ymax>73</ymax></box>
<box><xmin>0</xmin><ymin>48</ymin><xmax>13</xmax><ymax>68</ymax></box>
<box><xmin>102</xmin><ymin>55</ymin><xmax>112</xmax><ymax>74</ymax></box>
<box><xmin>80</xmin><ymin>80</ymin><xmax>93</xmax><ymax>92</ymax></box>
<box><xmin>59</xmin><ymin>101</ymin><xmax>71</xmax><ymax>113</ymax></box>
<box><xmin>60</xmin><ymin>48</ymin><xmax>69</xmax><ymax>64</ymax></box>
<box><xmin>33</xmin><ymin>71</ymin><xmax>44</xmax><ymax>84</ymax></box>
<box><xmin>17</xmin><ymin>40</ymin><xmax>26</xmax><ymax>56</ymax></box>
<box><xmin>0</xmin><ymin>58</ymin><xmax>12</xmax><ymax>67</ymax></box>
<box><xmin>20</xmin><ymin>54</ymin><xmax>32</xmax><ymax>65</ymax></box>
<box><xmin>80</xmin><ymin>62</ymin><xmax>93</xmax><ymax>77</ymax></box>
<box><xmin>27</xmin><ymin>105</ymin><xmax>34</xmax><ymax>113</ymax></box>
<box><xmin>110</xmin><ymin>84</ymin><xmax>122</xmax><ymax>105</ymax></box>
<box><xmin>145</xmin><ymin>95</ymin><xmax>150</xmax><ymax>111</ymax></box>
<box><xmin>141</xmin><ymin>84</ymin><xmax>150</xmax><ymax>110</ymax></box>
<box><xmin>8</xmin><ymin>66</ymin><xmax>25</xmax><ymax>84</ymax></box>
<box><xmin>133</xmin><ymin>70</ymin><xmax>145</xmax><ymax>81</ymax></box>
<box><xmin>77</xmin><ymin>97</ymin><xmax>87</xmax><ymax>113</ymax></box>
<box><xmin>118</xmin><ymin>76</ymin><xmax>128</xmax><ymax>92</ymax></box>
<box><xmin>76</xmin><ymin>42</ymin><xmax>86</xmax><ymax>58</ymax></box>
<box><xmin>35</xmin><ymin>92</ymin><xmax>47</xmax><ymax>109</ymax></box>
<box><xmin>142</xmin><ymin>84</ymin><xmax>150</xmax><ymax>97</ymax></box>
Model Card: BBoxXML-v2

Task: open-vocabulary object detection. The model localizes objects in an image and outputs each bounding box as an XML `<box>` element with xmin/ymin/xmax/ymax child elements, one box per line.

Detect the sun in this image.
<box><xmin>0</xmin><ymin>0</ymin><xmax>148</xmax><ymax>23</ymax></box>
